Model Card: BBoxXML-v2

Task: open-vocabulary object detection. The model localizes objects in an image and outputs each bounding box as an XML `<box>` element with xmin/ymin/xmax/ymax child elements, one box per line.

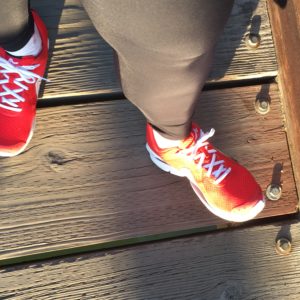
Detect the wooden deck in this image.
<box><xmin>1</xmin><ymin>0</ymin><xmax>300</xmax><ymax>298</ymax></box>
<box><xmin>2</xmin><ymin>220</ymin><xmax>300</xmax><ymax>299</ymax></box>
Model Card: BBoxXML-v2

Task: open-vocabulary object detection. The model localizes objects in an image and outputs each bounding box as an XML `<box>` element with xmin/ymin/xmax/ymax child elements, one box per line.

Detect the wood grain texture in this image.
<box><xmin>1</xmin><ymin>219</ymin><xmax>300</xmax><ymax>299</ymax></box>
<box><xmin>31</xmin><ymin>0</ymin><xmax>278</xmax><ymax>99</ymax></box>
<box><xmin>267</xmin><ymin>0</ymin><xmax>300</xmax><ymax>201</ymax></box>
<box><xmin>0</xmin><ymin>84</ymin><xmax>296</xmax><ymax>262</ymax></box>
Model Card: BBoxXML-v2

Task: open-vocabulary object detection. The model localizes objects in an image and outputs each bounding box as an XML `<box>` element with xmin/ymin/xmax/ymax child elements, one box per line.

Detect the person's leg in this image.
<box><xmin>81</xmin><ymin>0</ymin><xmax>265</xmax><ymax>222</ymax></box>
<box><xmin>81</xmin><ymin>0</ymin><xmax>234</xmax><ymax>140</ymax></box>
<box><xmin>0</xmin><ymin>0</ymin><xmax>34</xmax><ymax>52</ymax></box>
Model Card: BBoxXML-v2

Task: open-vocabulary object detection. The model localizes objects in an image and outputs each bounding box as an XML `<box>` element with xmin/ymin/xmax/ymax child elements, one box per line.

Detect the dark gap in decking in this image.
<box><xmin>38</xmin><ymin>92</ymin><xmax>125</xmax><ymax>108</ymax></box>
<box><xmin>38</xmin><ymin>76</ymin><xmax>276</xmax><ymax>108</ymax></box>
<box><xmin>0</xmin><ymin>212</ymin><xmax>297</xmax><ymax>268</ymax></box>
<box><xmin>204</xmin><ymin>76</ymin><xmax>276</xmax><ymax>91</ymax></box>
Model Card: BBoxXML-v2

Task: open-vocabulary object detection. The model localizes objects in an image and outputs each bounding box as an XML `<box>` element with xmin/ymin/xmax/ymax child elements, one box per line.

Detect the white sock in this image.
<box><xmin>7</xmin><ymin>24</ymin><xmax>42</xmax><ymax>57</ymax></box>
<box><xmin>153</xmin><ymin>129</ymin><xmax>182</xmax><ymax>148</ymax></box>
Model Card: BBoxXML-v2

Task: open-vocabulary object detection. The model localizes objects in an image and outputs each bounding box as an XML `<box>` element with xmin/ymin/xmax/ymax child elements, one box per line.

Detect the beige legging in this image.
<box><xmin>0</xmin><ymin>0</ymin><xmax>234</xmax><ymax>139</ymax></box>
<box><xmin>0</xmin><ymin>0</ymin><xmax>33</xmax><ymax>51</ymax></box>
<box><xmin>81</xmin><ymin>0</ymin><xmax>234</xmax><ymax>139</ymax></box>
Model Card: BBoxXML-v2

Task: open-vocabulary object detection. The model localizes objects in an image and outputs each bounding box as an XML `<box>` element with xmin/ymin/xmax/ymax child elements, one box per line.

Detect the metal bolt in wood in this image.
<box><xmin>266</xmin><ymin>184</ymin><xmax>282</xmax><ymax>201</ymax></box>
<box><xmin>255</xmin><ymin>99</ymin><xmax>270</xmax><ymax>114</ymax></box>
<box><xmin>275</xmin><ymin>238</ymin><xmax>292</xmax><ymax>255</ymax></box>
<box><xmin>245</xmin><ymin>33</ymin><xmax>261</xmax><ymax>48</ymax></box>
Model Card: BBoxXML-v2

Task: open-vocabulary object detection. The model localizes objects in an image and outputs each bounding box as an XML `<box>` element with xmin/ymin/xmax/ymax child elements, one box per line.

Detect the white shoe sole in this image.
<box><xmin>146</xmin><ymin>143</ymin><xmax>265</xmax><ymax>222</ymax></box>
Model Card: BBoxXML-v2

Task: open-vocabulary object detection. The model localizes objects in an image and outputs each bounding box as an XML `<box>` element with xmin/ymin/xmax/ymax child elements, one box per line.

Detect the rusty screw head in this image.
<box><xmin>255</xmin><ymin>99</ymin><xmax>270</xmax><ymax>115</ymax></box>
<box><xmin>245</xmin><ymin>33</ymin><xmax>261</xmax><ymax>49</ymax></box>
<box><xmin>275</xmin><ymin>238</ymin><xmax>292</xmax><ymax>255</ymax></box>
<box><xmin>266</xmin><ymin>184</ymin><xmax>282</xmax><ymax>201</ymax></box>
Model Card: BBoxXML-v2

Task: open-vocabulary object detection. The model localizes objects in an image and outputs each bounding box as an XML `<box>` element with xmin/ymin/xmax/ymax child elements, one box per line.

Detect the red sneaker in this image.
<box><xmin>146</xmin><ymin>123</ymin><xmax>265</xmax><ymax>222</ymax></box>
<box><xmin>0</xmin><ymin>10</ymin><xmax>48</xmax><ymax>157</ymax></box>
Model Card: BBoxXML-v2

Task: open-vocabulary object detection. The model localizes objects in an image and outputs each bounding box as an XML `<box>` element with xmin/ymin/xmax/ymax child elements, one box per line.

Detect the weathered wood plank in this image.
<box><xmin>0</xmin><ymin>84</ymin><xmax>296</xmax><ymax>263</ymax></box>
<box><xmin>1</xmin><ymin>219</ymin><xmax>300</xmax><ymax>299</ymax></box>
<box><xmin>267</xmin><ymin>0</ymin><xmax>300</xmax><ymax>202</ymax></box>
<box><xmin>32</xmin><ymin>0</ymin><xmax>277</xmax><ymax>99</ymax></box>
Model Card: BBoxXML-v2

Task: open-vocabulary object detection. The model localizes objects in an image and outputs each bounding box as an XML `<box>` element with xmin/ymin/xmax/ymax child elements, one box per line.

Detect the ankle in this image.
<box><xmin>153</xmin><ymin>129</ymin><xmax>182</xmax><ymax>149</ymax></box>
<box><xmin>6</xmin><ymin>24</ymin><xmax>42</xmax><ymax>58</ymax></box>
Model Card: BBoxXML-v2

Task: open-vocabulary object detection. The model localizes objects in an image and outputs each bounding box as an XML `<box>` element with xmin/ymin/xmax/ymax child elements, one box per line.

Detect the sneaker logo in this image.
<box><xmin>8</xmin><ymin>58</ymin><xmax>18</xmax><ymax>65</ymax></box>
<box><xmin>35</xmin><ymin>78</ymin><xmax>42</xmax><ymax>95</ymax></box>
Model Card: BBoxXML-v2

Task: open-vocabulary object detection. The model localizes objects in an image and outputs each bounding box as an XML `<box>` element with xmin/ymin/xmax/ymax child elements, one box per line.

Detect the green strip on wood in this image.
<box><xmin>2</xmin><ymin>213</ymin><xmax>297</xmax><ymax>268</ymax></box>
<box><xmin>0</xmin><ymin>224</ymin><xmax>224</xmax><ymax>267</ymax></box>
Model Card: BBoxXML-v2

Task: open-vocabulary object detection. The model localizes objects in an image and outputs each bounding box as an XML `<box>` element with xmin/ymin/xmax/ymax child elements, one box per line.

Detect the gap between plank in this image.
<box><xmin>38</xmin><ymin>76</ymin><xmax>276</xmax><ymax>109</ymax></box>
